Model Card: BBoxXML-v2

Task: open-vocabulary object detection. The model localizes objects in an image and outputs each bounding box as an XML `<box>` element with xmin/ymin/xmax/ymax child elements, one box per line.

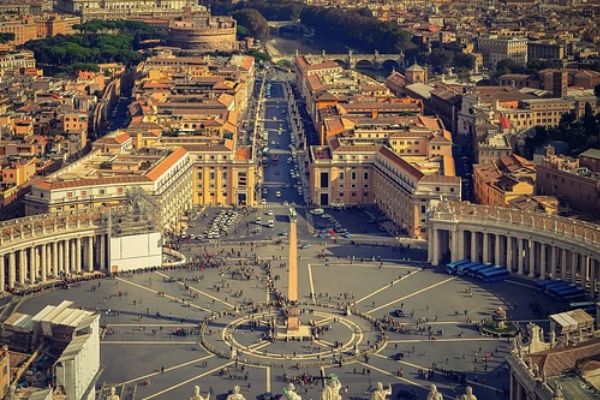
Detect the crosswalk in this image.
<box><xmin>254</xmin><ymin>202</ymin><xmax>306</xmax><ymax>209</ymax></box>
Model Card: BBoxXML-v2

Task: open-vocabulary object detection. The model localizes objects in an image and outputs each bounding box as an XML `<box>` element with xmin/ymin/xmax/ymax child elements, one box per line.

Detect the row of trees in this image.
<box><xmin>521</xmin><ymin>104</ymin><xmax>600</xmax><ymax>158</ymax></box>
<box><xmin>231</xmin><ymin>8</ymin><xmax>270</xmax><ymax>41</ymax></box>
<box><xmin>21</xmin><ymin>20</ymin><xmax>162</xmax><ymax>75</ymax></box>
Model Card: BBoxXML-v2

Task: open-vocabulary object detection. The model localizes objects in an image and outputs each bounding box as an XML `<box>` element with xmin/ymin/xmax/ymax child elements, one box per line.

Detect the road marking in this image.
<box><xmin>154</xmin><ymin>271</ymin><xmax>234</xmax><ymax>309</ymax></box>
<box><xmin>115</xmin><ymin>276</ymin><xmax>211</xmax><ymax>313</ymax></box>
<box><xmin>102</xmin><ymin>341</ymin><xmax>198</xmax><ymax>345</ymax></box>
<box><xmin>248</xmin><ymin>341</ymin><xmax>271</xmax><ymax>351</ymax></box>
<box><xmin>355</xmin><ymin>361</ymin><xmax>438</xmax><ymax>395</ymax></box>
<box><xmin>266</xmin><ymin>367</ymin><xmax>271</xmax><ymax>393</ymax></box>
<box><xmin>315</xmin><ymin>339</ymin><xmax>335</xmax><ymax>348</ymax></box>
<box><xmin>307</xmin><ymin>263</ymin><xmax>316</xmax><ymax>304</ymax></box>
<box><xmin>141</xmin><ymin>361</ymin><xmax>235</xmax><ymax>400</ymax></box>
<box><xmin>117</xmin><ymin>354</ymin><xmax>214</xmax><ymax>386</ymax></box>
<box><xmin>366</xmin><ymin>277</ymin><xmax>456</xmax><ymax>315</ymax></box>
<box><xmin>355</xmin><ymin>270</ymin><xmax>420</xmax><ymax>305</ymax></box>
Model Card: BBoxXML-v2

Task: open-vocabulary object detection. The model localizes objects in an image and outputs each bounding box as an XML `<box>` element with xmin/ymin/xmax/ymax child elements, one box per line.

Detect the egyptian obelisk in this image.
<box><xmin>287</xmin><ymin>208</ymin><xmax>300</xmax><ymax>331</ymax></box>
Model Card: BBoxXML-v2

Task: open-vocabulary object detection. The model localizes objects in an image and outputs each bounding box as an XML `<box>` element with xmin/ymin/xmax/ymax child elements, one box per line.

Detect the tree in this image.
<box><xmin>583</xmin><ymin>103</ymin><xmax>599</xmax><ymax>137</ymax></box>
<box><xmin>0</xmin><ymin>32</ymin><xmax>15</xmax><ymax>43</ymax></box>
<box><xmin>232</xmin><ymin>9</ymin><xmax>270</xmax><ymax>41</ymax></box>
<box><xmin>453</xmin><ymin>53</ymin><xmax>475</xmax><ymax>71</ymax></box>
<box><xmin>427</xmin><ymin>48</ymin><xmax>453</xmax><ymax>72</ymax></box>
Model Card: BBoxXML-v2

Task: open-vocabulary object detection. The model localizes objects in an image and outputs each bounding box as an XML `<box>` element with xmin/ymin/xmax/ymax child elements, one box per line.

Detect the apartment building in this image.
<box><xmin>156</xmin><ymin>136</ymin><xmax>256</xmax><ymax>207</ymax></box>
<box><xmin>536</xmin><ymin>146</ymin><xmax>600</xmax><ymax>215</ymax></box>
<box><xmin>0</xmin><ymin>15</ymin><xmax>38</xmax><ymax>46</ymax></box>
<box><xmin>477</xmin><ymin>36</ymin><xmax>528</xmax><ymax>68</ymax></box>
<box><xmin>473</xmin><ymin>154</ymin><xmax>536</xmax><ymax>207</ymax></box>
<box><xmin>25</xmin><ymin>142</ymin><xmax>193</xmax><ymax>231</ymax></box>
<box><xmin>309</xmin><ymin>139</ymin><xmax>460</xmax><ymax>239</ymax></box>
<box><xmin>528</xmin><ymin>40</ymin><xmax>566</xmax><ymax>62</ymax></box>
<box><xmin>0</xmin><ymin>50</ymin><xmax>35</xmax><ymax>77</ymax></box>
<box><xmin>55</xmin><ymin>0</ymin><xmax>195</xmax><ymax>22</ymax></box>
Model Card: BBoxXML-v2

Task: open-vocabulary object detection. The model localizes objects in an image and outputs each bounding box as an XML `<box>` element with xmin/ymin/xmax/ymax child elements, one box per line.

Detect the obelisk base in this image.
<box><xmin>287</xmin><ymin>306</ymin><xmax>300</xmax><ymax>331</ymax></box>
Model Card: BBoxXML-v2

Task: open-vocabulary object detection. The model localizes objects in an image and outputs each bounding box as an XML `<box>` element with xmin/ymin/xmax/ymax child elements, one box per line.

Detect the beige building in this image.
<box><xmin>25</xmin><ymin>137</ymin><xmax>193</xmax><ymax>232</ymax></box>
<box><xmin>528</xmin><ymin>40</ymin><xmax>566</xmax><ymax>62</ymax></box>
<box><xmin>156</xmin><ymin>136</ymin><xmax>256</xmax><ymax>207</ymax></box>
<box><xmin>536</xmin><ymin>146</ymin><xmax>600</xmax><ymax>215</ymax></box>
<box><xmin>477</xmin><ymin>36</ymin><xmax>528</xmax><ymax>68</ymax></box>
<box><xmin>309</xmin><ymin>138</ymin><xmax>460</xmax><ymax>239</ymax></box>
<box><xmin>54</xmin><ymin>0</ymin><xmax>195</xmax><ymax>21</ymax></box>
<box><xmin>473</xmin><ymin>154</ymin><xmax>536</xmax><ymax>207</ymax></box>
<box><xmin>0</xmin><ymin>50</ymin><xmax>35</xmax><ymax>77</ymax></box>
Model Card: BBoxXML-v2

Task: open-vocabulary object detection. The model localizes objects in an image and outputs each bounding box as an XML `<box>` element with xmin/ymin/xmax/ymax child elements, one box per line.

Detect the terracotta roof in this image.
<box><xmin>378</xmin><ymin>146</ymin><xmax>424</xmax><ymax>180</ymax></box>
<box><xmin>146</xmin><ymin>146</ymin><xmax>187</xmax><ymax>181</ymax></box>
<box><xmin>234</xmin><ymin>147</ymin><xmax>251</xmax><ymax>161</ymax></box>
<box><xmin>532</xmin><ymin>337</ymin><xmax>600</xmax><ymax>378</ymax></box>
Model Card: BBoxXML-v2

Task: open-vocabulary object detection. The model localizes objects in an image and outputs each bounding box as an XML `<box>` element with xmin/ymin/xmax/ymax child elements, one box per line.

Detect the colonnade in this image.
<box><xmin>427</xmin><ymin>201</ymin><xmax>600</xmax><ymax>298</ymax></box>
<box><xmin>0</xmin><ymin>234</ymin><xmax>109</xmax><ymax>292</ymax></box>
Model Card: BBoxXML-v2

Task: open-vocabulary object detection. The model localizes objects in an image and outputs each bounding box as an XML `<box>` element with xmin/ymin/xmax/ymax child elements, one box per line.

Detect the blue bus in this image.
<box><xmin>543</xmin><ymin>281</ymin><xmax>571</xmax><ymax>294</ymax></box>
<box><xmin>445</xmin><ymin>259</ymin><xmax>470</xmax><ymax>275</ymax></box>
<box><xmin>458</xmin><ymin>262</ymin><xmax>485</xmax><ymax>276</ymax></box>
<box><xmin>475</xmin><ymin>265</ymin><xmax>501</xmax><ymax>279</ymax></box>
<box><xmin>462</xmin><ymin>263</ymin><xmax>491</xmax><ymax>277</ymax></box>
<box><xmin>548</xmin><ymin>284</ymin><xmax>580</xmax><ymax>298</ymax></box>
<box><xmin>480</xmin><ymin>268</ymin><xmax>509</xmax><ymax>283</ymax></box>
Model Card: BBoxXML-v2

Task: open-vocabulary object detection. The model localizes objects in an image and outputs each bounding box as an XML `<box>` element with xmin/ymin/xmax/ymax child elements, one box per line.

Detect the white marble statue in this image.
<box><xmin>283</xmin><ymin>383</ymin><xmax>302</xmax><ymax>400</ymax></box>
<box><xmin>106</xmin><ymin>387</ymin><xmax>120</xmax><ymax>400</ymax></box>
<box><xmin>427</xmin><ymin>384</ymin><xmax>443</xmax><ymax>400</ymax></box>
<box><xmin>190</xmin><ymin>385</ymin><xmax>210</xmax><ymax>400</ymax></box>
<box><xmin>227</xmin><ymin>385</ymin><xmax>246</xmax><ymax>400</ymax></box>
<box><xmin>370</xmin><ymin>382</ymin><xmax>391</xmax><ymax>400</ymax></box>
<box><xmin>456</xmin><ymin>386</ymin><xmax>477</xmax><ymax>400</ymax></box>
<box><xmin>321</xmin><ymin>374</ymin><xmax>342</xmax><ymax>400</ymax></box>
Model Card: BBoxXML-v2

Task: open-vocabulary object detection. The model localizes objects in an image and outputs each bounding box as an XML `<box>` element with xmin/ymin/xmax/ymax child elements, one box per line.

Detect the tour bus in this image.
<box><xmin>455</xmin><ymin>261</ymin><xmax>481</xmax><ymax>275</ymax></box>
<box><xmin>542</xmin><ymin>280</ymin><xmax>572</xmax><ymax>294</ymax></box>
<box><xmin>463</xmin><ymin>263</ymin><xmax>493</xmax><ymax>277</ymax></box>
<box><xmin>474</xmin><ymin>264</ymin><xmax>502</xmax><ymax>279</ymax></box>
<box><xmin>478</xmin><ymin>267</ymin><xmax>509</xmax><ymax>283</ymax></box>
<box><xmin>445</xmin><ymin>259</ymin><xmax>470</xmax><ymax>275</ymax></box>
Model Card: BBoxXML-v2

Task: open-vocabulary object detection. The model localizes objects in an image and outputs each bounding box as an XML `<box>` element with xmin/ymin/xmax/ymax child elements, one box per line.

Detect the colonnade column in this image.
<box><xmin>75</xmin><ymin>238</ymin><xmax>82</xmax><ymax>273</ymax></box>
<box><xmin>528</xmin><ymin>240</ymin><xmax>536</xmax><ymax>278</ymax></box>
<box><xmin>29</xmin><ymin>246</ymin><xmax>37</xmax><ymax>283</ymax></box>
<box><xmin>19</xmin><ymin>249</ymin><xmax>26</xmax><ymax>286</ymax></box>
<box><xmin>470</xmin><ymin>232</ymin><xmax>477</xmax><ymax>262</ymax></box>
<box><xmin>450</xmin><ymin>229</ymin><xmax>459</xmax><ymax>263</ymax></box>
<box><xmin>87</xmin><ymin>236</ymin><xmax>94</xmax><ymax>272</ymax></box>
<box><xmin>0</xmin><ymin>255</ymin><xmax>4</xmax><ymax>292</ymax></box>
<box><xmin>592</xmin><ymin>259</ymin><xmax>598</xmax><ymax>299</ymax></box>
<box><xmin>540</xmin><ymin>244</ymin><xmax>546</xmax><ymax>279</ymax></box>
<box><xmin>457</xmin><ymin>229</ymin><xmax>465</xmax><ymax>260</ymax></box>
<box><xmin>53</xmin><ymin>241</ymin><xmax>59</xmax><ymax>277</ymax></box>
<box><xmin>8</xmin><ymin>253</ymin><xmax>15</xmax><ymax>289</ymax></box>
<box><xmin>571</xmin><ymin>251</ymin><xmax>578</xmax><ymax>284</ymax></box>
<box><xmin>40</xmin><ymin>244</ymin><xmax>47</xmax><ymax>282</ymax></box>
<box><xmin>561</xmin><ymin>248</ymin><xmax>567</xmax><ymax>280</ymax></box>
<box><xmin>517</xmin><ymin>238</ymin><xmax>524</xmax><ymax>275</ymax></box>
<box><xmin>506</xmin><ymin>237</ymin><xmax>513</xmax><ymax>271</ymax></box>
<box><xmin>482</xmin><ymin>233</ymin><xmax>490</xmax><ymax>264</ymax></box>
<box><xmin>99</xmin><ymin>234</ymin><xmax>106</xmax><ymax>270</ymax></box>
<box><xmin>550</xmin><ymin>246</ymin><xmax>558</xmax><ymax>279</ymax></box>
<box><xmin>494</xmin><ymin>234</ymin><xmax>501</xmax><ymax>266</ymax></box>
<box><xmin>64</xmin><ymin>239</ymin><xmax>70</xmax><ymax>274</ymax></box>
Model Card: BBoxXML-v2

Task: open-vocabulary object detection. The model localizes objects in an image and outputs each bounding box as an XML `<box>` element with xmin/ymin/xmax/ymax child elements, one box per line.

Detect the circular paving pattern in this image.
<box><xmin>201</xmin><ymin>304</ymin><xmax>383</xmax><ymax>367</ymax></box>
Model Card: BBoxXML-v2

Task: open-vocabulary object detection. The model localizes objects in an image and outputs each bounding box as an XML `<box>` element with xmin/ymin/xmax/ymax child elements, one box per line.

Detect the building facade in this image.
<box><xmin>478</xmin><ymin>36</ymin><xmax>528</xmax><ymax>68</ymax></box>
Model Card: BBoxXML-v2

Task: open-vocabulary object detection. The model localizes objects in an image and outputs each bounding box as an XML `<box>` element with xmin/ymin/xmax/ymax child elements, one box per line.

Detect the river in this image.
<box><xmin>266</xmin><ymin>33</ymin><xmax>391</xmax><ymax>81</ymax></box>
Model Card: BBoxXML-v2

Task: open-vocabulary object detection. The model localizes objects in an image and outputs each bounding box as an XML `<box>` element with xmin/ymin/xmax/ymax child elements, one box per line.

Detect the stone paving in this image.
<box><xmin>16</xmin><ymin>240</ymin><xmax>566</xmax><ymax>400</ymax></box>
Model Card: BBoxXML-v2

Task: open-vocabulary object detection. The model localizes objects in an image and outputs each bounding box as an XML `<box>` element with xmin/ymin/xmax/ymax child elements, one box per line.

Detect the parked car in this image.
<box><xmin>309</xmin><ymin>208</ymin><xmax>325</xmax><ymax>216</ymax></box>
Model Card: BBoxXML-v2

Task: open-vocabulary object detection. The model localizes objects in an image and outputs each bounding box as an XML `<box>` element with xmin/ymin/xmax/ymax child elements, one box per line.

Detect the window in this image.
<box><xmin>320</xmin><ymin>172</ymin><xmax>329</xmax><ymax>188</ymax></box>
<box><xmin>363</xmin><ymin>172</ymin><xmax>369</xmax><ymax>180</ymax></box>
<box><xmin>351</xmin><ymin>172</ymin><xmax>356</xmax><ymax>180</ymax></box>
<box><xmin>435</xmin><ymin>187</ymin><xmax>440</xmax><ymax>192</ymax></box>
